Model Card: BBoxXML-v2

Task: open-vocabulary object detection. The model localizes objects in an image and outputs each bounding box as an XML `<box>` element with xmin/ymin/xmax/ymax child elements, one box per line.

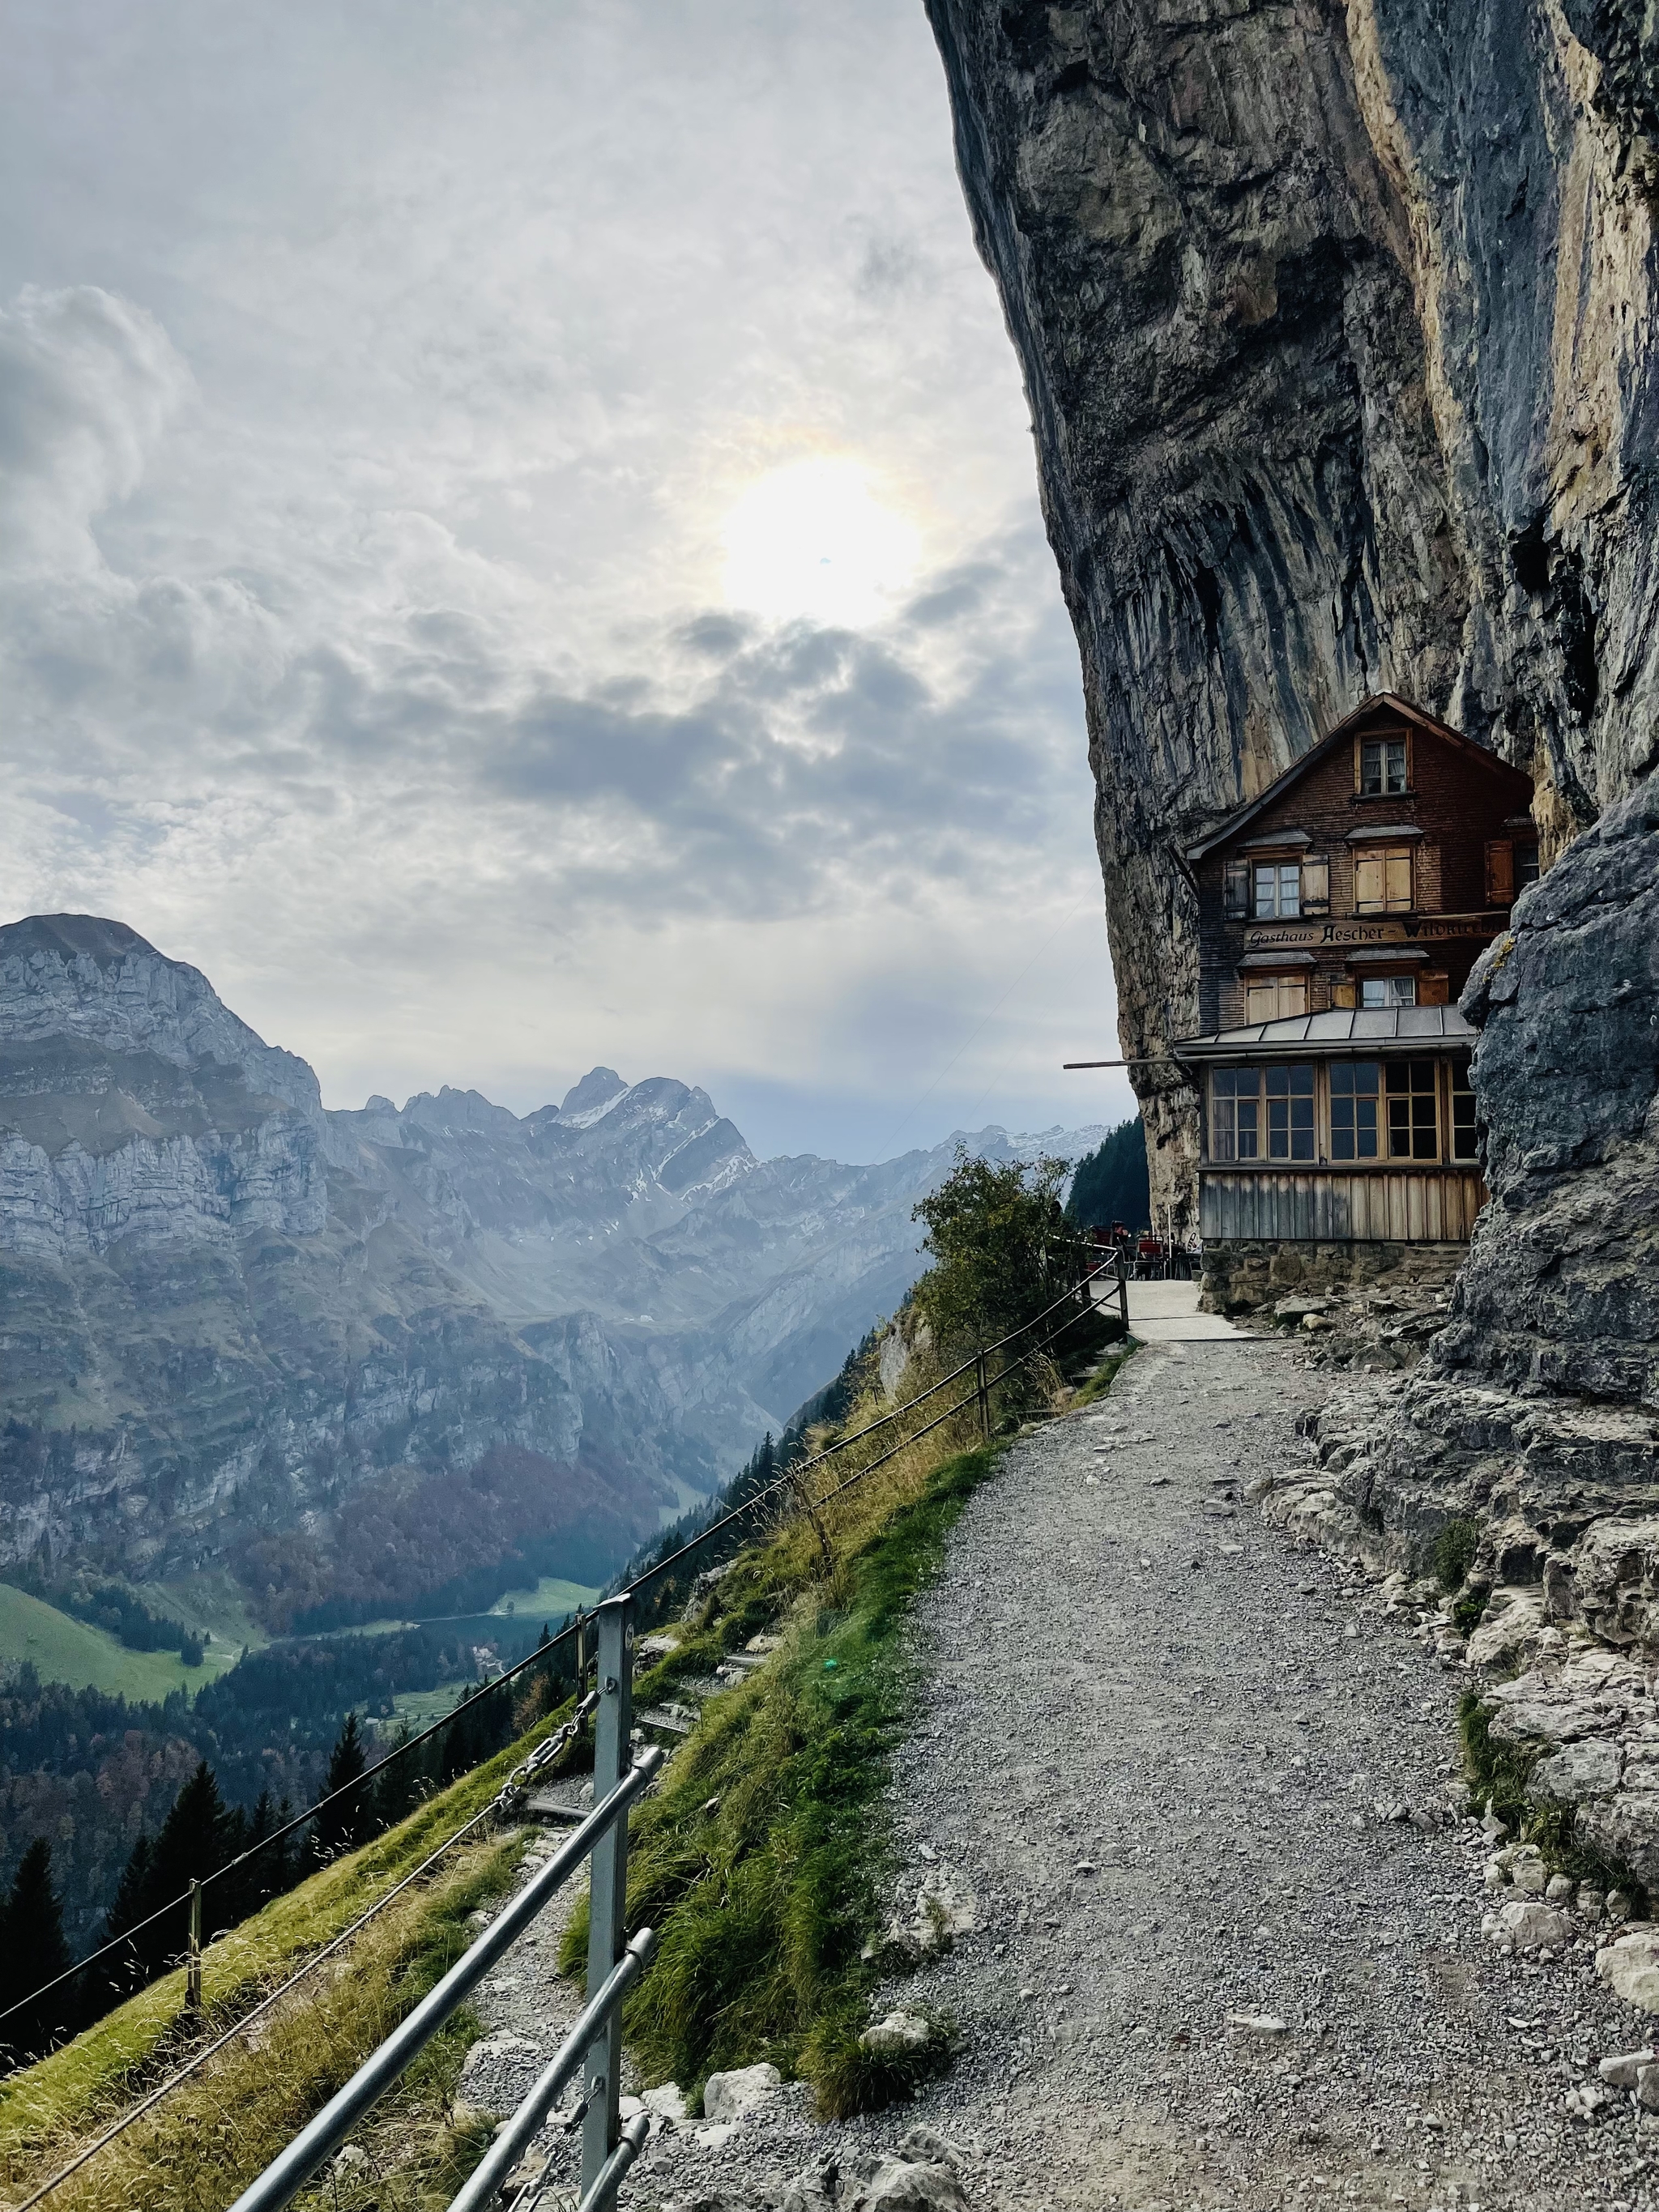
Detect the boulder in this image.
<box><xmin>1495</xmin><ymin>1900</ymin><xmax>1575</xmax><ymax>1950</ymax></box>
<box><xmin>642</xmin><ymin>2082</ymin><xmax>689</xmax><ymax>2130</ymax></box>
<box><xmin>1598</xmin><ymin>2048</ymin><xmax>1655</xmax><ymax>2089</ymax></box>
<box><xmin>1598</xmin><ymin>1932</ymin><xmax>1659</xmax><ymax>2012</ymax></box>
<box><xmin>844</xmin><ymin>2155</ymin><xmax>969</xmax><ymax>2212</ymax></box>
<box><xmin>1534</xmin><ymin>1738</ymin><xmax>1624</xmax><ymax>1805</ymax></box>
<box><xmin>861</xmin><ymin>2010</ymin><xmax>933</xmax><ymax>2056</ymax></box>
<box><xmin>701</xmin><ymin>2061</ymin><xmax>782</xmax><ymax>2124</ymax></box>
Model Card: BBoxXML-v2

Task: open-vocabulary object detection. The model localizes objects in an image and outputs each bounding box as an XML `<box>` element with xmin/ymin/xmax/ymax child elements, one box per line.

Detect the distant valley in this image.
<box><xmin>0</xmin><ymin>912</ymin><xmax>1110</xmax><ymax>1635</ymax></box>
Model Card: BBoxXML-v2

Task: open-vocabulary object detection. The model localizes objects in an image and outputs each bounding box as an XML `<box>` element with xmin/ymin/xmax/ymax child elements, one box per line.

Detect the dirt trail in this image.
<box><xmin>460</xmin><ymin>1333</ymin><xmax>1654</xmax><ymax>2210</ymax></box>
<box><xmin>871</xmin><ymin>1333</ymin><xmax>1647</xmax><ymax>2210</ymax></box>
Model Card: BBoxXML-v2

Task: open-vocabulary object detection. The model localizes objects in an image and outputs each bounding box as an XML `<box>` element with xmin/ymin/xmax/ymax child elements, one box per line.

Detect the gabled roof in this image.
<box><xmin>1184</xmin><ymin>693</ymin><xmax>1525</xmax><ymax>864</ymax></box>
<box><xmin>1172</xmin><ymin>1004</ymin><xmax>1479</xmax><ymax>1062</ymax></box>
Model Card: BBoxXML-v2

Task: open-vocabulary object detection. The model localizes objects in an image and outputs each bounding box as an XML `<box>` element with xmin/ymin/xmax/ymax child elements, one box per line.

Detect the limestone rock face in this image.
<box><xmin>924</xmin><ymin>1</ymin><xmax>1659</xmax><ymax>1225</ymax></box>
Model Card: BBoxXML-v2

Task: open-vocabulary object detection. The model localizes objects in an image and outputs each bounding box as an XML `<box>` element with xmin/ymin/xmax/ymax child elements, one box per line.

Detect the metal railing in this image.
<box><xmin>3</xmin><ymin>1242</ymin><xmax>1130</xmax><ymax>2210</ymax></box>
<box><xmin>226</xmin><ymin>1595</ymin><xmax>655</xmax><ymax>2212</ymax></box>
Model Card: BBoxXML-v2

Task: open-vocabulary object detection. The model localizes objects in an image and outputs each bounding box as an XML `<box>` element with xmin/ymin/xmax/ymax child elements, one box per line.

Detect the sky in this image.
<box><xmin>0</xmin><ymin>0</ymin><xmax>1135</xmax><ymax>1161</ymax></box>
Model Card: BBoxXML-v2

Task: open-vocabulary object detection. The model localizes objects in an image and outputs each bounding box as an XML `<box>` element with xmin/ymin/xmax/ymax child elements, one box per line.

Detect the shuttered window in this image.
<box><xmin>1360</xmin><ymin>974</ymin><xmax>1416</xmax><ymax>1009</ymax></box>
<box><xmin>1354</xmin><ymin>847</ymin><xmax>1413</xmax><ymax>913</ymax></box>
<box><xmin>1244</xmin><ymin>974</ymin><xmax>1309</xmax><ymax>1021</ymax></box>
<box><xmin>1300</xmin><ymin>855</ymin><xmax>1330</xmax><ymax>914</ymax></box>
<box><xmin>1252</xmin><ymin>861</ymin><xmax>1301</xmax><ymax>918</ymax></box>
<box><xmin>1223</xmin><ymin>858</ymin><xmax>1250</xmax><ymax>918</ymax></box>
<box><xmin>1485</xmin><ymin>839</ymin><xmax>1515</xmax><ymax>906</ymax></box>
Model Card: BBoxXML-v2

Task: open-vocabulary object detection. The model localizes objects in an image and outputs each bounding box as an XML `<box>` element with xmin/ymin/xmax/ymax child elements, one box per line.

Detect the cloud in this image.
<box><xmin>0</xmin><ymin>286</ymin><xmax>192</xmax><ymax>573</ymax></box>
<box><xmin>0</xmin><ymin>1</ymin><xmax>1125</xmax><ymax>1159</ymax></box>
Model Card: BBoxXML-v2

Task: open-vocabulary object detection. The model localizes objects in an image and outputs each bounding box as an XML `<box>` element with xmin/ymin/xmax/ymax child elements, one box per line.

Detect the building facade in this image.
<box><xmin>1173</xmin><ymin>695</ymin><xmax>1537</xmax><ymax>1250</ymax></box>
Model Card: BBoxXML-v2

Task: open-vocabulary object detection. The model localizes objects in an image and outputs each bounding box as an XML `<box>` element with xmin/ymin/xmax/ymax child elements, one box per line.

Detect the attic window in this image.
<box><xmin>1358</xmin><ymin>734</ymin><xmax>1410</xmax><ymax>795</ymax></box>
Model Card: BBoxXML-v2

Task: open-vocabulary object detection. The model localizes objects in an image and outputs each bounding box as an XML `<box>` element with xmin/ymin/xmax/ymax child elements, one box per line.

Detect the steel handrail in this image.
<box><xmin>224</xmin><ymin>1740</ymin><xmax>663</xmax><ymax>2212</ymax></box>
<box><xmin>446</xmin><ymin>1928</ymin><xmax>657</xmax><ymax>2212</ymax></box>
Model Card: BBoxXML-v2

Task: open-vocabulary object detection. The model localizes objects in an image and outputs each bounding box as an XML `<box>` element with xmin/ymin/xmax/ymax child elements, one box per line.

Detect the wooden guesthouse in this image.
<box><xmin>1172</xmin><ymin>694</ymin><xmax>1537</xmax><ymax>1248</ymax></box>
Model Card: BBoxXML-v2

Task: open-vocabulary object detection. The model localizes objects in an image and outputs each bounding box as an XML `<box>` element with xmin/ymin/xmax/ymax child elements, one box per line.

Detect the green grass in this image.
<box><xmin>484</xmin><ymin>1575</ymin><xmax>598</xmax><ymax>1621</ymax></box>
<box><xmin>1433</xmin><ymin>1516</ymin><xmax>1482</xmax><ymax>1593</ymax></box>
<box><xmin>561</xmin><ymin>1444</ymin><xmax>1001</xmax><ymax>2116</ymax></box>
<box><xmin>151</xmin><ymin>1571</ymin><xmax>272</xmax><ymax>1658</ymax></box>
<box><xmin>0</xmin><ymin>1699</ymin><xmax>578</xmax><ymax>2208</ymax></box>
<box><xmin>1070</xmin><ymin>1343</ymin><xmax>1137</xmax><ymax>1408</ymax></box>
<box><xmin>0</xmin><ymin>1585</ymin><xmax>239</xmax><ymax>1700</ymax></box>
<box><xmin>386</xmin><ymin>1684</ymin><xmax>472</xmax><ymax>1731</ymax></box>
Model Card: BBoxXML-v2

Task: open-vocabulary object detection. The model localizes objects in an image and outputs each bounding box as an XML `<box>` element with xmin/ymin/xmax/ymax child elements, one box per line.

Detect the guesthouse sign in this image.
<box><xmin>1244</xmin><ymin>910</ymin><xmax>1508</xmax><ymax>952</ymax></box>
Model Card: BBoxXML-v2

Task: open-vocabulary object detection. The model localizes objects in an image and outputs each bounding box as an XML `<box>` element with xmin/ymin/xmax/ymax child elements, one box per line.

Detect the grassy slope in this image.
<box><xmin>0</xmin><ymin>1709</ymin><xmax>578</xmax><ymax>2210</ymax></box>
<box><xmin>596</xmin><ymin>1443</ymin><xmax>1004</xmax><ymax>2117</ymax></box>
<box><xmin>0</xmin><ymin>1325</ymin><xmax>1129</xmax><ymax>2205</ymax></box>
<box><xmin>0</xmin><ymin>1586</ymin><xmax>239</xmax><ymax>1701</ymax></box>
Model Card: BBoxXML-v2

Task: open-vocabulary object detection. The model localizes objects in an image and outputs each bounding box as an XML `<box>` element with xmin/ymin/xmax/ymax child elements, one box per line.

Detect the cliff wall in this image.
<box><xmin>925</xmin><ymin>0</ymin><xmax>1659</xmax><ymax>1211</ymax></box>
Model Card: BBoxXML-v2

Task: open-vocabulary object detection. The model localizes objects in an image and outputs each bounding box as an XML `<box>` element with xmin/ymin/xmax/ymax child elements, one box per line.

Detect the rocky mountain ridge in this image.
<box><xmin>0</xmin><ymin>913</ymin><xmax>1108</xmax><ymax>1623</ymax></box>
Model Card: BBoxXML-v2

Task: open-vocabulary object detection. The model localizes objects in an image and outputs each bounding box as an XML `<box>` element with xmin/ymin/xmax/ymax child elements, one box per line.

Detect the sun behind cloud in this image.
<box><xmin>722</xmin><ymin>456</ymin><xmax>920</xmax><ymax>626</ymax></box>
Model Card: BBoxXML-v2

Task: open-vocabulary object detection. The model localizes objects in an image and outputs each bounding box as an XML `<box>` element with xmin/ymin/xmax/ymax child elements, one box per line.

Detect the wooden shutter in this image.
<box><xmin>1354</xmin><ymin>852</ymin><xmax>1382</xmax><ymax>910</ymax></box>
<box><xmin>1419</xmin><ymin>971</ymin><xmax>1450</xmax><ymax>1006</ymax></box>
<box><xmin>1385</xmin><ymin>850</ymin><xmax>1413</xmax><ymax>910</ymax></box>
<box><xmin>1485</xmin><ymin>839</ymin><xmax>1515</xmax><ymax>906</ymax></box>
<box><xmin>1331</xmin><ymin>978</ymin><xmax>1357</xmax><ymax>1010</ymax></box>
<box><xmin>1223</xmin><ymin>858</ymin><xmax>1250</xmax><ymax>918</ymax></box>
<box><xmin>1300</xmin><ymin>855</ymin><xmax>1329</xmax><ymax>914</ymax></box>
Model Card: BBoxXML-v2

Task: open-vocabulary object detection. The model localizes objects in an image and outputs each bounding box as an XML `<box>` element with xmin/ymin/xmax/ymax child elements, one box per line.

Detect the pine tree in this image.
<box><xmin>313</xmin><ymin>1712</ymin><xmax>369</xmax><ymax>1861</ymax></box>
<box><xmin>1</xmin><ymin>1840</ymin><xmax>75</xmax><ymax>2064</ymax></box>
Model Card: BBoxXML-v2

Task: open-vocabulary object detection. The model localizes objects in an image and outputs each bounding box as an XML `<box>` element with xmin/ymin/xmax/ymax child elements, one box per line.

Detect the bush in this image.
<box><xmin>910</xmin><ymin>1147</ymin><xmax>1073</xmax><ymax>1361</ymax></box>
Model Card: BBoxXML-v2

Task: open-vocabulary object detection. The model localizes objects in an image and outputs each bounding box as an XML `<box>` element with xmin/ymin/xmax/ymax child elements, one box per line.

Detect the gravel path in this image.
<box><xmin>461</xmin><ymin>1337</ymin><xmax>1656</xmax><ymax>2211</ymax></box>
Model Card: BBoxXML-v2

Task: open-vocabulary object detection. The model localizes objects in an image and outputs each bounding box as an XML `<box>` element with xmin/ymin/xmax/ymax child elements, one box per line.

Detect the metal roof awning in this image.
<box><xmin>1172</xmin><ymin>1006</ymin><xmax>1479</xmax><ymax>1063</ymax></box>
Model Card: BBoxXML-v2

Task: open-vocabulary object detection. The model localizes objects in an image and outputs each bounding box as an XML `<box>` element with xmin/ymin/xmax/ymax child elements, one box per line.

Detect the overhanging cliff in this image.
<box><xmin>925</xmin><ymin>0</ymin><xmax>1659</xmax><ymax>1208</ymax></box>
<box><xmin>923</xmin><ymin>2</ymin><xmax>1659</xmax><ymax>1600</ymax></box>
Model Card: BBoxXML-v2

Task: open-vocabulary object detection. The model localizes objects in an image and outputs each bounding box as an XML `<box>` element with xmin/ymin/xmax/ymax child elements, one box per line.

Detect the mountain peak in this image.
<box><xmin>560</xmin><ymin>1066</ymin><xmax>629</xmax><ymax>1120</ymax></box>
<box><xmin>0</xmin><ymin>912</ymin><xmax>164</xmax><ymax>968</ymax></box>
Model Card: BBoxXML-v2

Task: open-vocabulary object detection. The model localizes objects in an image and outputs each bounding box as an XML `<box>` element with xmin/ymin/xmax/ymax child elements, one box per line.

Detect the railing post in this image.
<box><xmin>582</xmin><ymin>1594</ymin><xmax>633</xmax><ymax>2197</ymax></box>
<box><xmin>1116</xmin><ymin>1246</ymin><xmax>1130</xmax><ymax>1329</ymax></box>
<box><xmin>975</xmin><ymin>1352</ymin><xmax>991</xmax><ymax>1443</ymax></box>
<box><xmin>186</xmin><ymin>1879</ymin><xmax>202</xmax><ymax>2015</ymax></box>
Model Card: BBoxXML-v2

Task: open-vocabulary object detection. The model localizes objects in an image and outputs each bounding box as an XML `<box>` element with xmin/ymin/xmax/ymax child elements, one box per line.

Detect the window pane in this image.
<box><xmin>1384</xmin><ymin>1060</ymin><xmax>1438</xmax><ymax>1160</ymax></box>
<box><xmin>1516</xmin><ymin>842</ymin><xmax>1540</xmax><ymax>889</ymax></box>
<box><xmin>1451</xmin><ymin>1066</ymin><xmax>1478</xmax><ymax>1161</ymax></box>
<box><xmin>1361</xmin><ymin>974</ymin><xmax>1417</xmax><ymax>1008</ymax></box>
<box><xmin>1329</xmin><ymin>1061</ymin><xmax>1380</xmax><ymax>1160</ymax></box>
<box><xmin>1253</xmin><ymin>863</ymin><xmax>1276</xmax><ymax>915</ymax></box>
<box><xmin>1265</xmin><ymin>1064</ymin><xmax>1315</xmax><ymax>1161</ymax></box>
<box><xmin>1278</xmin><ymin>863</ymin><xmax>1300</xmax><ymax>916</ymax></box>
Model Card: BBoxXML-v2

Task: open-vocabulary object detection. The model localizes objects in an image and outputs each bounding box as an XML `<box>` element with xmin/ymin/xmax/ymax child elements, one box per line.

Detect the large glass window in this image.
<box><xmin>1265</xmin><ymin>1065</ymin><xmax>1316</xmax><ymax>1161</ymax></box>
<box><xmin>1244</xmin><ymin>973</ymin><xmax>1309</xmax><ymax>1021</ymax></box>
<box><xmin>1360</xmin><ymin>974</ymin><xmax>1417</xmax><ymax>1009</ymax></box>
<box><xmin>1451</xmin><ymin>1064</ymin><xmax>1479</xmax><ymax>1161</ymax></box>
<box><xmin>1210</xmin><ymin>1068</ymin><xmax>1260</xmax><ymax>1161</ymax></box>
<box><xmin>1359</xmin><ymin>736</ymin><xmax>1409</xmax><ymax>795</ymax></box>
<box><xmin>1329</xmin><ymin>1062</ymin><xmax>1381</xmax><ymax>1160</ymax></box>
<box><xmin>1386</xmin><ymin>1060</ymin><xmax>1439</xmax><ymax>1160</ymax></box>
<box><xmin>1252</xmin><ymin>861</ymin><xmax>1301</xmax><ymax>918</ymax></box>
<box><xmin>1354</xmin><ymin>846</ymin><xmax>1414</xmax><ymax>914</ymax></box>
